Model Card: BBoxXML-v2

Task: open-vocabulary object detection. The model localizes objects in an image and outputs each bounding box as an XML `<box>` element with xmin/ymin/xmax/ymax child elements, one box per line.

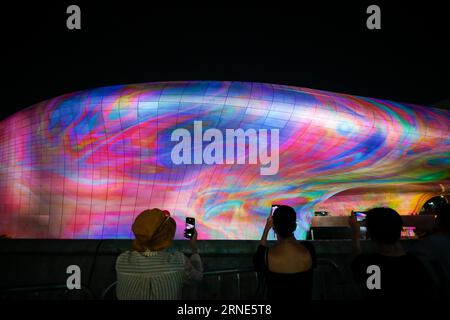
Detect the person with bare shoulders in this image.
<box><xmin>253</xmin><ymin>205</ymin><xmax>316</xmax><ymax>300</ymax></box>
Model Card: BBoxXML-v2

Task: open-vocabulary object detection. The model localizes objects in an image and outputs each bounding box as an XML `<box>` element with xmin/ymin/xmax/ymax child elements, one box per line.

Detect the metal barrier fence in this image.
<box><xmin>0</xmin><ymin>258</ymin><xmax>344</xmax><ymax>300</ymax></box>
<box><xmin>0</xmin><ymin>283</ymin><xmax>95</xmax><ymax>300</ymax></box>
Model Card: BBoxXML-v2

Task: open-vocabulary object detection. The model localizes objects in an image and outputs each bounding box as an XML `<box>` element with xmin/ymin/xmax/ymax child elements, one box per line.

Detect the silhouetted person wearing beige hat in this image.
<box><xmin>116</xmin><ymin>208</ymin><xmax>202</xmax><ymax>299</ymax></box>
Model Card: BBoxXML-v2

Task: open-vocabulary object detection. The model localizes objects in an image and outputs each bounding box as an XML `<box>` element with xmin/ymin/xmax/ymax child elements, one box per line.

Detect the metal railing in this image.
<box><xmin>101</xmin><ymin>259</ymin><xmax>344</xmax><ymax>300</ymax></box>
<box><xmin>0</xmin><ymin>283</ymin><xmax>95</xmax><ymax>300</ymax></box>
<box><xmin>100</xmin><ymin>268</ymin><xmax>258</xmax><ymax>300</ymax></box>
<box><xmin>0</xmin><ymin>259</ymin><xmax>344</xmax><ymax>300</ymax></box>
<box><xmin>203</xmin><ymin>267</ymin><xmax>258</xmax><ymax>300</ymax></box>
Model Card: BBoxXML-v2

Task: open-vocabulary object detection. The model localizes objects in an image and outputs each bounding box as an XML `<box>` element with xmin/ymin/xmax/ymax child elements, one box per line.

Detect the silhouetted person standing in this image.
<box><xmin>350</xmin><ymin>207</ymin><xmax>434</xmax><ymax>299</ymax></box>
<box><xmin>253</xmin><ymin>205</ymin><xmax>316</xmax><ymax>300</ymax></box>
<box><xmin>409</xmin><ymin>203</ymin><xmax>450</xmax><ymax>298</ymax></box>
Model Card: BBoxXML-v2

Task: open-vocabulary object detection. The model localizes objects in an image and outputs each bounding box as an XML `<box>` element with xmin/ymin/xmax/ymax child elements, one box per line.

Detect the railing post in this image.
<box><xmin>236</xmin><ymin>273</ymin><xmax>241</xmax><ymax>300</ymax></box>
<box><xmin>217</xmin><ymin>275</ymin><xmax>221</xmax><ymax>299</ymax></box>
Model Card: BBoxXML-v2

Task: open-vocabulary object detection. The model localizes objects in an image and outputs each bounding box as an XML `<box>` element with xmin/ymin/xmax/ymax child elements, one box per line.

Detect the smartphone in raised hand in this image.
<box><xmin>184</xmin><ymin>217</ymin><xmax>195</xmax><ymax>239</ymax></box>
<box><xmin>270</xmin><ymin>204</ymin><xmax>280</xmax><ymax>239</ymax></box>
<box><xmin>271</xmin><ymin>204</ymin><xmax>279</xmax><ymax>216</ymax></box>
<box><xmin>354</xmin><ymin>211</ymin><xmax>367</xmax><ymax>222</ymax></box>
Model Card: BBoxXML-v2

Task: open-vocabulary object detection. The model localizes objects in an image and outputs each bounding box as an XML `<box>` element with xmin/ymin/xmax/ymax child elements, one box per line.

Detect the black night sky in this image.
<box><xmin>1</xmin><ymin>1</ymin><xmax>449</xmax><ymax>121</ymax></box>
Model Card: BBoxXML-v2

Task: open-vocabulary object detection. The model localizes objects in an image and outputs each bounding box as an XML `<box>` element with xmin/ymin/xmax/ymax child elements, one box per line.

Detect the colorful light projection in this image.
<box><xmin>0</xmin><ymin>81</ymin><xmax>449</xmax><ymax>239</ymax></box>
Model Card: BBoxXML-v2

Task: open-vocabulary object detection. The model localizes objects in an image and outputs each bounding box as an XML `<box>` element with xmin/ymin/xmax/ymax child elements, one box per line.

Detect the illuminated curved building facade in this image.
<box><xmin>0</xmin><ymin>81</ymin><xmax>448</xmax><ymax>239</ymax></box>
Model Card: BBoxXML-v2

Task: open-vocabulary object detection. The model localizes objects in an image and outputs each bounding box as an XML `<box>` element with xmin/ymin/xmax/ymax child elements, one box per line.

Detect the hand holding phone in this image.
<box><xmin>349</xmin><ymin>211</ymin><xmax>359</xmax><ymax>230</ymax></box>
<box><xmin>265</xmin><ymin>204</ymin><xmax>279</xmax><ymax>234</ymax></box>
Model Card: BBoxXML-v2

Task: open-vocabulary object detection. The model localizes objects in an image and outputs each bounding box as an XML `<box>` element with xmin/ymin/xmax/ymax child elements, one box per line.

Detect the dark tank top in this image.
<box><xmin>253</xmin><ymin>242</ymin><xmax>316</xmax><ymax>300</ymax></box>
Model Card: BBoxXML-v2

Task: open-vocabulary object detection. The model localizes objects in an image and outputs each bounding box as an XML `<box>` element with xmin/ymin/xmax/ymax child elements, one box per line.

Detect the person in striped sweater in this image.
<box><xmin>116</xmin><ymin>208</ymin><xmax>203</xmax><ymax>300</ymax></box>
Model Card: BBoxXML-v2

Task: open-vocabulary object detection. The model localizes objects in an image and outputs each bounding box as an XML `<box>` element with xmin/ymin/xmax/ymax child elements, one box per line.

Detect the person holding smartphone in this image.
<box><xmin>253</xmin><ymin>205</ymin><xmax>316</xmax><ymax>300</ymax></box>
<box><xmin>115</xmin><ymin>208</ymin><xmax>202</xmax><ymax>300</ymax></box>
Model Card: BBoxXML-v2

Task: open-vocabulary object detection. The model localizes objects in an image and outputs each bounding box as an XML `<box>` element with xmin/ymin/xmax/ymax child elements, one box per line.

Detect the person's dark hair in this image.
<box><xmin>365</xmin><ymin>207</ymin><xmax>403</xmax><ymax>244</ymax></box>
<box><xmin>273</xmin><ymin>205</ymin><xmax>297</xmax><ymax>238</ymax></box>
<box><xmin>435</xmin><ymin>203</ymin><xmax>450</xmax><ymax>231</ymax></box>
